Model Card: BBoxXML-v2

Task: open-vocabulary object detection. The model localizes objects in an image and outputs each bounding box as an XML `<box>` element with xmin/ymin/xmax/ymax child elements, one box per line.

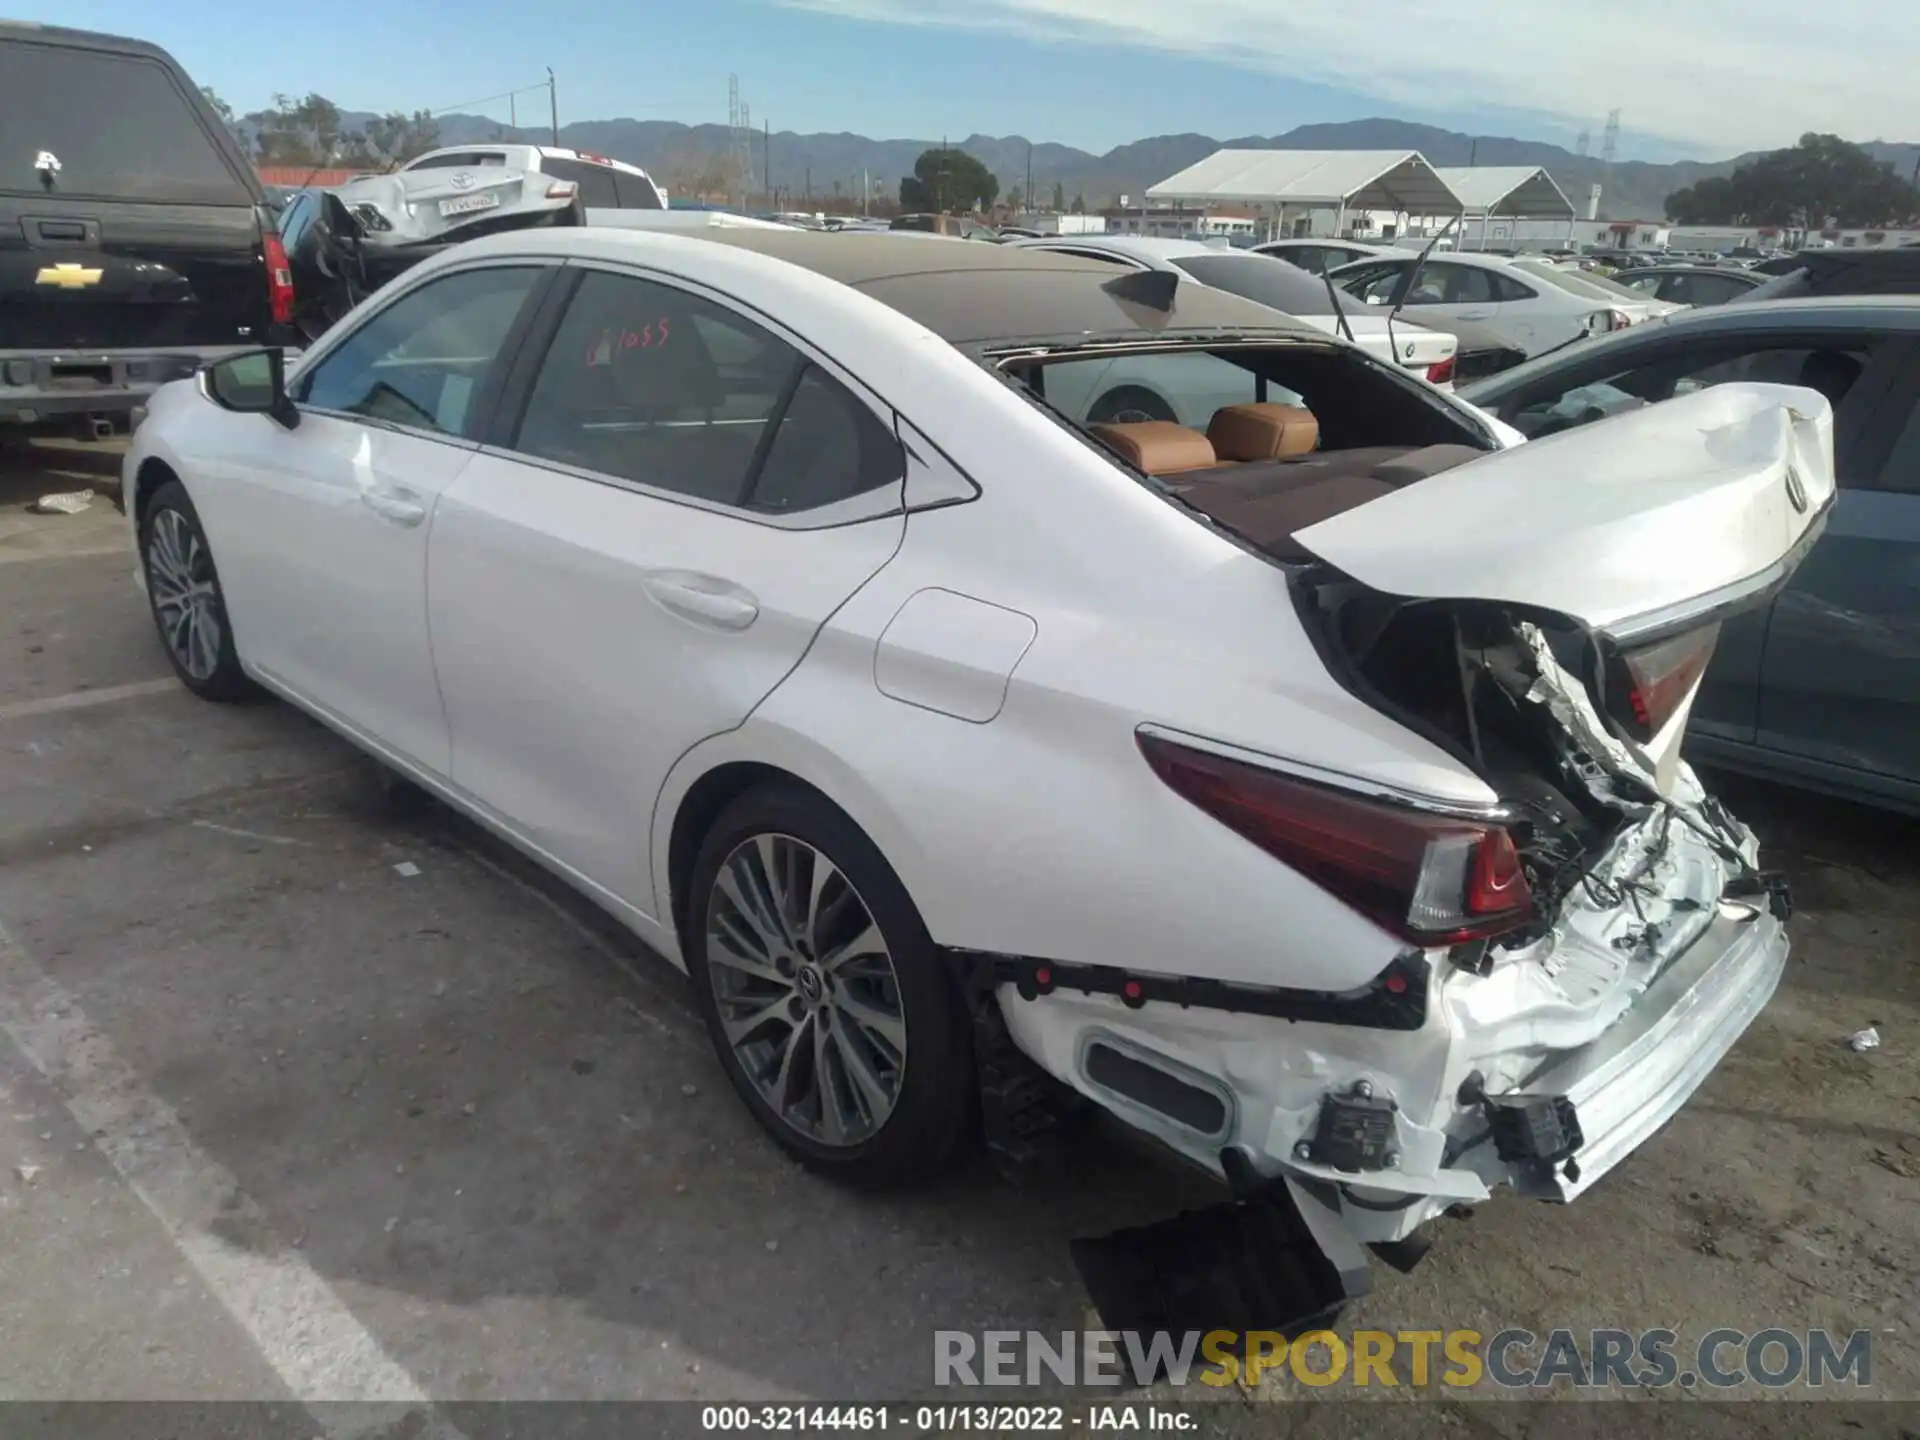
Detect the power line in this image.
<box><xmin>423</xmin><ymin>80</ymin><xmax>553</xmax><ymax>118</ymax></box>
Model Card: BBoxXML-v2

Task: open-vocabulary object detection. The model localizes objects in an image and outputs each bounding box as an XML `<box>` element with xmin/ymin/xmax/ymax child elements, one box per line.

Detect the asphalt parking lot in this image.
<box><xmin>0</xmin><ymin>436</ymin><xmax>1916</xmax><ymax>1435</ymax></box>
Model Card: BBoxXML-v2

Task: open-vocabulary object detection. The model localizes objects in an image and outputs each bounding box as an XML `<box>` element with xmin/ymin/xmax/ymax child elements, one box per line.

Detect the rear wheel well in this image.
<box><xmin>668</xmin><ymin>762</ymin><xmax>853</xmax><ymax>943</ymax></box>
<box><xmin>132</xmin><ymin>458</ymin><xmax>182</xmax><ymax>527</ymax></box>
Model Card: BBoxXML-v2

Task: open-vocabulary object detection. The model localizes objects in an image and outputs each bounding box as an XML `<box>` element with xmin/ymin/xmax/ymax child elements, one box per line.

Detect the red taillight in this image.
<box><xmin>263</xmin><ymin>231</ymin><xmax>294</xmax><ymax>326</ymax></box>
<box><xmin>1611</xmin><ymin>623</ymin><xmax>1720</xmax><ymax>741</ymax></box>
<box><xmin>1138</xmin><ymin>733</ymin><xmax>1532</xmax><ymax>945</ymax></box>
<box><xmin>1610</xmin><ymin>309</ymin><xmax>1632</xmax><ymax>330</ymax></box>
<box><xmin>1425</xmin><ymin>355</ymin><xmax>1456</xmax><ymax>385</ymax></box>
<box><xmin>546</xmin><ymin>180</ymin><xmax>579</xmax><ymax>200</ymax></box>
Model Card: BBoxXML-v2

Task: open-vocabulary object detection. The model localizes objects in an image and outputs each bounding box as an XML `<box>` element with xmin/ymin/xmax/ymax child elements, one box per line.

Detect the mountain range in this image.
<box><xmin>393</xmin><ymin>112</ymin><xmax>1920</xmax><ymax>221</ymax></box>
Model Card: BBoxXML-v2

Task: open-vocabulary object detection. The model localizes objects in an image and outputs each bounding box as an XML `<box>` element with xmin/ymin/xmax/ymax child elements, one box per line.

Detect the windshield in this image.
<box><xmin>1167</xmin><ymin>254</ymin><xmax>1354</xmax><ymax>316</ymax></box>
<box><xmin>1514</xmin><ymin>261</ymin><xmax>1649</xmax><ymax>304</ymax></box>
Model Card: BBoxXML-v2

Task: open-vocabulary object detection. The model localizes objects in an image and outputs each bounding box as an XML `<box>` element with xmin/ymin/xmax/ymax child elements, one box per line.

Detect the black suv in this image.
<box><xmin>0</xmin><ymin>20</ymin><xmax>293</xmax><ymax>435</ymax></box>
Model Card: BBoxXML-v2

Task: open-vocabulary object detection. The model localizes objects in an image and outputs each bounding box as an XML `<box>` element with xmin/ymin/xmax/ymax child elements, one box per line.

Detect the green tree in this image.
<box><xmin>1051</xmin><ymin>180</ymin><xmax>1066</xmax><ymax>212</ymax></box>
<box><xmin>199</xmin><ymin>86</ymin><xmax>249</xmax><ymax>150</ymax></box>
<box><xmin>1070</xmin><ymin>193</ymin><xmax>1085</xmax><ymax>214</ymax></box>
<box><xmin>898</xmin><ymin>146</ymin><xmax>999</xmax><ymax>212</ymax></box>
<box><xmin>1667</xmin><ymin>133</ymin><xmax>1920</xmax><ymax>227</ymax></box>
<box><xmin>250</xmin><ymin>92</ymin><xmax>347</xmax><ymax>166</ymax></box>
<box><xmin>351</xmin><ymin>110</ymin><xmax>442</xmax><ymax>166</ymax></box>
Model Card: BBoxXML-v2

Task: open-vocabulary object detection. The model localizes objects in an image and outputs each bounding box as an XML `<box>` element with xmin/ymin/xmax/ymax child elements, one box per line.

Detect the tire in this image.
<box><xmin>139</xmin><ymin>480</ymin><xmax>255</xmax><ymax>702</ymax></box>
<box><xmin>684</xmin><ymin>784</ymin><xmax>975</xmax><ymax>1188</ymax></box>
<box><xmin>1086</xmin><ymin>385</ymin><xmax>1178</xmax><ymax>425</ymax></box>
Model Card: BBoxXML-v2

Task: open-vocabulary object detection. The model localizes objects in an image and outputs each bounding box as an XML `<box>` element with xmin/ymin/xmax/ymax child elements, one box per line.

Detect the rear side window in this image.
<box><xmin>0</xmin><ymin>42</ymin><xmax>248</xmax><ymax>203</ymax></box>
<box><xmin>612</xmin><ymin>171</ymin><xmax>664</xmax><ymax>209</ymax></box>
<box><xmin>512</xmin><ymin>270</ymin><xmax>900</xmax><ymax>512</ymax></box>
<box><xmin>544</xmin><ymin>159</ymin><xmax>621</xmax><ymax>208</ymax></box>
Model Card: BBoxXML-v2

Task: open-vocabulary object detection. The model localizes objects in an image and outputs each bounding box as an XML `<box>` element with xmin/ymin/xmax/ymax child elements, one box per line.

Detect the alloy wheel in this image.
<box><xmin>704</xmin><ymin>833</ymin><xmax>907</xmax><ymax>1147</ymax></box>
<box><xmin>147</xmin><ymin>509</ymin><xmax>223</xmax><ymax>681</ymax></box>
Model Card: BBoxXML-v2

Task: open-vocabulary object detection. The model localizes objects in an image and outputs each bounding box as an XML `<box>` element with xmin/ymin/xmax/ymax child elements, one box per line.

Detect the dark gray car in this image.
<box><xmin>1610</xmin><ymin>265</ymin><xmax>1767</xmax><ymax>307</ymax></box>
<box><xmin>1460</xmin><ymin>297</ymin><xmax>1920</xmax><ymax>815</ymax></box>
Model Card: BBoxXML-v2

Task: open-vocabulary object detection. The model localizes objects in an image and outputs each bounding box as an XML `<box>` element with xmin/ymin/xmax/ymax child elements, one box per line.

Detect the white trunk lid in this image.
<box><xmin>1294</xmin><ymin>382</ymin><xmax>1834</xmax><ymax>639</ymax></box>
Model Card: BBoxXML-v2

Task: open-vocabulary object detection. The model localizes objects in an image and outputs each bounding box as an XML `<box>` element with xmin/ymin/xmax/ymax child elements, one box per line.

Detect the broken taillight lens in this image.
<box><xmin>1606</xmin><ymin>622</ymin><xmax>1721</xmax><ymax>743</ymax></box>
<box><xmin>1425</xmin><ymin>355</ymin><xmax>1456</xmax><ymax>385</ymax></box>
<box><xmin>1138</xmin><ymin>733</ymin><xmax>1533</xmax><ymax>946</ymax></box>
<box><xmin>546</xmin><ymin>180</ymin><xmax>580</xmax><ymax>200</ymax></box>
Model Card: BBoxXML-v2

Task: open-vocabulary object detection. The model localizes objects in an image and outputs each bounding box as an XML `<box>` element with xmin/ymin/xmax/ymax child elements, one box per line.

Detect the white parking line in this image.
<box><xmin>0</xmin><ymin>678</ymin><xmax>179</xmax><ymax>723</ymax></box>
<box><xmin>0</xmin><ymin>919</ymin><xmax>470</xmax><ymax>1437</ymax></box>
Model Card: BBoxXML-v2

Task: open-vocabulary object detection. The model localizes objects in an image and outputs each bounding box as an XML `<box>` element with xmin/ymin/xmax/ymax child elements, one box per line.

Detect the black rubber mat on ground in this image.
<box><xmin>1070</xmin><ymin>1194</ymin><xmax>1350</xmax><ymax>1353</ymax></box>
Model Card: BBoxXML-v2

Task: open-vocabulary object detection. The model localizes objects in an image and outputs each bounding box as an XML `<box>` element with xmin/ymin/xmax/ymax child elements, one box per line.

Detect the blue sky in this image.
<box><xmin>35</xmin><ymin>0</ymin><xmax>1920</xmax><ymax>162</ymax></box>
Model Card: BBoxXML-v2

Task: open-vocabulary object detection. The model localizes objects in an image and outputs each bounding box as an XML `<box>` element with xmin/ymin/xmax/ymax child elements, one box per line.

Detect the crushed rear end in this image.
<box><xmin>1007</xmin><ymin>383</ymin><xmax>1829</xmax><ymax>1334</ymax></box>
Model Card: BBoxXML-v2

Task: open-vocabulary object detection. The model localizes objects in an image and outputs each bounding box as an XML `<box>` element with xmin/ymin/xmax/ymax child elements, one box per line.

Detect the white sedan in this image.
<box><xmin>1003</xmin><ymin>235</ymin><xmax>1460</xmax><ymax>389</ymax></box>
<box><xmin>124</xmin><ymin>226</ymin><xmax>1826</xmax><ymax>1325</ymax></box>
<box><xmin>1331</xmin><ymin>250</ymin><xmax>1628</xmax><ymax>358</ymax></box>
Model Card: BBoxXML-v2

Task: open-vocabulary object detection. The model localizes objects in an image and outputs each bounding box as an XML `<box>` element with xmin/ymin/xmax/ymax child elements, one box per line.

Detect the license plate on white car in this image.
<box><xmin>438</xmin><ymin>192</ymin><xmax>501</xmax><ymax>218</ymax></box>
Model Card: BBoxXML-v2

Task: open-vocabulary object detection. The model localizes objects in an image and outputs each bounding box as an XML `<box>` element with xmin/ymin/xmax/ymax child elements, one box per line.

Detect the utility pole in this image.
<box><xmin>547</xmin><ymin>68</ymin><xmax>558</xmax><ymax>144</ymax></box>
<box><xmin>939</xmin><ymin>134</ymin><xmax>947</xmax><ymax>214</ymax></box>
<box><xmin>510</xmin><ymin>92</ymin><xmax>517</xmax><ymax>130</ymax></box>
<box><xmin>764</xmin><ymin>119</ymin><xmax>771</xmax><ymax>202</ymax></box>
<box><xmin>1025</xmin><ymin>139</ymin><xmax>1033</xmax><ymax>217</ymax></box>
<box><xmin>1468</xmin><ymin>137</ymin><xmax>1478</xmax><ymax>167</ymax></box>
<box><xmin>863</xmin><ymin>165</ymin><xmax>869</xmax><ymax>216</ymax></box>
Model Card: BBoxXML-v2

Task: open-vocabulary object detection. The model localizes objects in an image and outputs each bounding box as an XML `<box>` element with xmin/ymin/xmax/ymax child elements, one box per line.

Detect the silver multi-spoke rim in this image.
<box><xmin>705</xmin><ymin>834</ymin><xmax>906</xmax><ymax>1147</ymax></box>
<box><xmin>146</xmin><ymin>509</ymin><xmax>223</xmax><ymax>681</ymax></box>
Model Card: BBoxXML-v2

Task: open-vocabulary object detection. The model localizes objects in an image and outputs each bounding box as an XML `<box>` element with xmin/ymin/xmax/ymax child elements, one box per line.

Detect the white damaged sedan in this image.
<box><xmin>122</xmin><ymin>228</ymin><xmax>1827</xmax><ymax>1326</ymax></box>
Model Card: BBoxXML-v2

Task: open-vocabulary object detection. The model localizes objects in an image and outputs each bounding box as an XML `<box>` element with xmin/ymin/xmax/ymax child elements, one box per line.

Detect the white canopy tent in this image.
<box><xmin>1144</xmin><ymin>150</ymin><xmax>1465</xmax><ymax>240</ymax></box>
<box><xmin>1432</xmin><ymin>166</ymin><xmax>1577</xmax><ymax>247</ymax></box>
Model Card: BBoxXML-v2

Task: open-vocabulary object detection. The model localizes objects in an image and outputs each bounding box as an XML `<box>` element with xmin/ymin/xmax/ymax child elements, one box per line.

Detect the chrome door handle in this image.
<box><xmin>361</xmin><ymin>487</ymin><xmax>427</xmax><ymax>527</ymax></box>
<box><xmin>642</xmin><ymin>571</ymin><xmax>760</xmax><ymax>631</ymax></box>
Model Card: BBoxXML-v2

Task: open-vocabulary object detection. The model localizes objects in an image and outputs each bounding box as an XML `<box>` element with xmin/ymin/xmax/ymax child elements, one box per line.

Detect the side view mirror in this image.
<box><xmin>203</xmin><ymin>347</ymin><xmax>299</xmax><ymax>429</ymax></box>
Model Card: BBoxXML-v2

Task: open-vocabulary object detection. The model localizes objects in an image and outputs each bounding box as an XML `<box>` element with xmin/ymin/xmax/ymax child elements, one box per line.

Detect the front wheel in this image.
<box><xmin>684</xmin><ymin>785</ymin><xmax>975</xmax><ymax>1188</ymax></box>
<box><xmin>140</xmin><ymin>480</ymin><xmax>255</xmax><ymax>702</ymax></box>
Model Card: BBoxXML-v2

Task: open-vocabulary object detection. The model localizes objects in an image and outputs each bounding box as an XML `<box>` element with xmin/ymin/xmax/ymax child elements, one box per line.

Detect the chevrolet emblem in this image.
<box><xmin>35</xmin><ymin>262</ymin><xmax>103</xmax><ymax>289</ymax></box>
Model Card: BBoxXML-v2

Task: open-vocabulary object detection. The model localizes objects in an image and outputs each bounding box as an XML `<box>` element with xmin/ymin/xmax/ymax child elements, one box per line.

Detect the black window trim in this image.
<box><xmin>286</xmin><ymin>258</ymin><xmax>560</xmax><ymax>447</ymax></box>
<box><xmin>473</xmin><ymin>256</ymin><xmax>917</xmax><ymax>532</ymax></box>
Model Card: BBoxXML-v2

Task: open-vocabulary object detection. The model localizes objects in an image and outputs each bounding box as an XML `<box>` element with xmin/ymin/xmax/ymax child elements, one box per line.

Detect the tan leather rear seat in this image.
<box><xmin>1207</xmin><ymin>404</ymin><xmax>1319</xmax><ymax>461</ymax></box>
<box><xmin>1087</xmin><ymin>421</ymin><xmax>1218</xmax><ymax>476</ymax></box>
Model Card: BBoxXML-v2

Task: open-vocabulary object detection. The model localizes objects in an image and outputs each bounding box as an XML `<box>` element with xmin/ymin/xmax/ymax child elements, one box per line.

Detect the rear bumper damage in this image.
<box><xmin>981</xmin><ymin>769</ymin><xmax>1787</xmax><ymax>1329</ymax></box>
<box><xmin>994</xmin><ymin>779</ymin><xmax>1784</xmax><ymax>1229</ymax></box>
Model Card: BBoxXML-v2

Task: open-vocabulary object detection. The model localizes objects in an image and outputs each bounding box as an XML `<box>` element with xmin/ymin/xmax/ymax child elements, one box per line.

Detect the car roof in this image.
<box><xmin>0</xmin><ymin>17</ymin><xmax>169</xmax><ymax>58</ymax></box>
<box><xmin>1615</xmin><ymin>264</ymin><xmax>1760</xmax><ymax>280</ymax></box>
<box><xmin>443</xmin><ymin>226</ymin><xmax>1321</xmax><ymax>347</ymax></box>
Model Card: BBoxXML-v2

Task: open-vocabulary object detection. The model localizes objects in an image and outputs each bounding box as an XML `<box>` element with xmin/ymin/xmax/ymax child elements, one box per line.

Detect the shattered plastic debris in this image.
<box><xmin>1847</xmin><ymin>1027</ymin><xmax>1881</xmax><ymax>1052</ymax></box>
<box><xmin>14</xmin><ymin>1164</ymin><xmax>41</xmax><ymax>1184</ymax></box>
<box><xmin>30</xmin><ymin>488</ymin><xmax>94</xmax><ymax>515</ymax></box>
<box><xmin>393</xmin><ymin>861</ymin><xmax>421</xmax><ymax>878</ymax></box>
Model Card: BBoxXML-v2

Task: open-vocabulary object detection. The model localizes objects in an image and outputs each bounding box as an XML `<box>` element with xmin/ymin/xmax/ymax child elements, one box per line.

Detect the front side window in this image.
<box><xmin>295</xmin><ymin>265</ymin><xmax>542</xmax><ymax>436</ymax></box>
<box><xmin>513</xmin><ymin>270</ymin><xmax>902</xmax><ymax>512</ymax></box>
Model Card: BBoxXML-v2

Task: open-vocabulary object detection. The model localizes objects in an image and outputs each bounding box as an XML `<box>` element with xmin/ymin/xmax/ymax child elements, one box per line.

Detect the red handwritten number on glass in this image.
<box><xmin>586</xmin><ymin>317</ymin><xmax>673</xmax><ymax>365</ymax></box>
